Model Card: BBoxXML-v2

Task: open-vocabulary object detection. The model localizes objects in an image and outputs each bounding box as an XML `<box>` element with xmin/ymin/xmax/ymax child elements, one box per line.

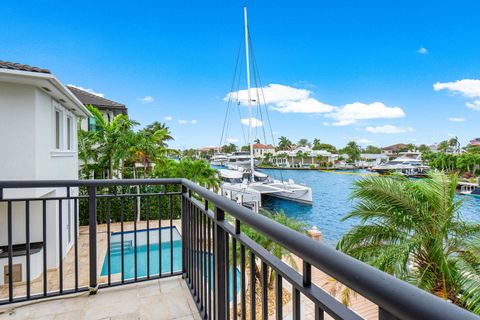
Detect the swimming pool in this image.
<box><xmin>101</xmin><ymin>226</ymin><xmax>241</xmax><ymax>300</ymax></box>
<box><xmin>101</xmin><ymin>226</ymin><xmax>183</xmax><ymax>278</ymax></box>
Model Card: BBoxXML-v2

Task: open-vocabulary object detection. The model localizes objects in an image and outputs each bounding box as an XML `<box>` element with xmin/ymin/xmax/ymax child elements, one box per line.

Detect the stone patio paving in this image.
<box><xmin>0</xmin><ymin>276</ymin><xmax>201</xmax><ymax>320</ymax></box>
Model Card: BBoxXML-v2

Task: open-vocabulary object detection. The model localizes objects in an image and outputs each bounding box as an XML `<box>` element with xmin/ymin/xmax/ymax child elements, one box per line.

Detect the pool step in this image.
<box><xmin>110</xmin><ymin>240</ymin><xmax>133</xmax><ymax>254</ymax></box>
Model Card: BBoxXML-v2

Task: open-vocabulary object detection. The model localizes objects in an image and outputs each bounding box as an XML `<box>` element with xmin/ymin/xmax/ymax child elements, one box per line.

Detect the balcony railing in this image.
<box><xmin>0</xmin><ymin>178</ymin><xmax>478</xmax><ymax>320</ymax></box>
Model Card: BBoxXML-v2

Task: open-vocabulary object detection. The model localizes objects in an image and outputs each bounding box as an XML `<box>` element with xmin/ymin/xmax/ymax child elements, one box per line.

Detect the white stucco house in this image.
<box><xmin>0</xmin><ymin>61</ymin><xmax>91</xmax><ymax>285</ymax></box>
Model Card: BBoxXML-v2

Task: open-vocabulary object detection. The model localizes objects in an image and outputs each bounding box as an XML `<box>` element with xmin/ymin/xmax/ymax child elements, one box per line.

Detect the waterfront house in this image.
<box><xmin>252</xmin><ymin>143</ymin><xmax>275</xmax><ymax>158</ymax></box>
<box><xmin>273</xmin><ymin>147</ymin><xmax>339</xmax><ymax>167</ymax></box>
<box><xmin>67</xmin><ymin>85</ymin><xmax>128</xmax><ymax>132</ymax></box>
<box><xmin>381</xmin><ymin>143</ymin><xmax>408</xmax><ymax>156</ymax></box>
<box><xmin>0</xmin><ymin>61</ymin><xmax>91</xmax><ymax>285</ymax></box>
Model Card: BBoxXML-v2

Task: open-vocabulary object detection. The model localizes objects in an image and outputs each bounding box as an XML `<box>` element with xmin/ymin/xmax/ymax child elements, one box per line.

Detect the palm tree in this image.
<box><xmin>277</xmin><ymin>136</ymin><xmax>292</xmax><ymax>151</ymax></box>
<box><xmin>297</xmin><ymin>138</ymin><xmax>310</xmax><ymax>148</ymax></box>
<box><xmin>338</xmin><ymin>172</ymin><xmax>480</xmax><ymax>313</ymax></box>
<box><xmin>83</xmin><ymin>105</ymin><xmax>139</xmax><ymax>178</ymax></box>
<box><xmin>143</xmin><ymin>121</ymin><xmax>174</xmax><ymax>144</ymax></box>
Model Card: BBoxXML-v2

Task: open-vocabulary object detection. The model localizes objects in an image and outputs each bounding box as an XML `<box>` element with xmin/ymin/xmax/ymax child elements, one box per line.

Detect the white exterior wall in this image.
<box><xmin>0</xmin><ymin>83</ymin><xmax>79</xmax><ymax>284</ymax></box>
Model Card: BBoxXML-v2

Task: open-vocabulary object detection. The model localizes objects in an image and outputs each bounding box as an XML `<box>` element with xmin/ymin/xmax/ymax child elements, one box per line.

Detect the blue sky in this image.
<box><xmin>2</xmin><ymin>0</ymin><xmax>480</xmax><ymax>149</ymax></box>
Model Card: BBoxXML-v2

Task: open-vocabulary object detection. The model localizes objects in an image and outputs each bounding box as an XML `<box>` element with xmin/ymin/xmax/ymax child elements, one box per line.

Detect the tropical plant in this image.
<box><xmin>341</xmin><ymin>141</ymin><xmax>361</xmax><ymax>163</ymax></box>
<box><xmin>82</xmin><ymin>105</ymin><xmax>139</xmax><ymax>178</ymax></box>
<box><xmin>277</xmin><ymin>136</ymin><xmax>293</xmax><ymax>151</ymax></box>
<box><xmin>364</xmin><ymin>145</ymin><xmax>381</xmax><ymax>154</ymax></box>
<box><xmin>155</xmin><ymin>158</ymin><xmax>221</xmax><ymax>191</ymax></box>
<box><xmin>221</xmin><ymin>143</ymin><xmax>238</xmax><ymax>153</ymax></box>
<box><xmin>297</xmin><ymin>138</ymin><xmax>310</xmax><ymax>148</ymax></box>
<box><xmin>338</xmin><ymin>172</ymin><xmax>480</xmax><ymax>313</ymax></box>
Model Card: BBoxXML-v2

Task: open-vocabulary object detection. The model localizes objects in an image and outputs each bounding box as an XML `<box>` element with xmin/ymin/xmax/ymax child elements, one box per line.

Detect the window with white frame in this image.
<box><xmin>52</xmin><ymin>101</ymin><xmax>75</xmax><ymax>152</ymax></box>
<box><xmin>54</xmin><ymin>108</ymin><xmax>64</xmax><ymax>150</ymax></box>
<box><xmin>66</xmin><ymin>116</ymin><xmax>73</xmax><ymax>150</ymax></box>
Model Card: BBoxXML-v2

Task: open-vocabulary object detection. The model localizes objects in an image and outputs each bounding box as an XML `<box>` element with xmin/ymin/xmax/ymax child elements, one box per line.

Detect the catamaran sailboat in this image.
<box><xmin>217</xmin><ymin>7</ymin><xmax>313</xmax><ymax>211</ymax></box>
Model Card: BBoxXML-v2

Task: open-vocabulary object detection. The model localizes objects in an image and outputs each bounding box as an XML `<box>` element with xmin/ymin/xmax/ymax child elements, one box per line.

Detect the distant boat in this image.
<box><xmin>457</xmin><ymin>181</ymin><xmax>480</xmax><ymax>196</ymax></box>
<box><xmin>210</xmin><ymin>153</ymin><xmax>228</xmax><ymax>166</ymax></box>
<box><xmin>371</xmin><ymin>151</ymin><xmax>429</xmax><ymax>177</ymax></box>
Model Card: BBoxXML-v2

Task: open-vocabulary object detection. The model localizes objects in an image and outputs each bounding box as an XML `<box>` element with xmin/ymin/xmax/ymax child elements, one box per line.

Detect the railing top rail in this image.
<box><xmin>181</xmin><ymin>179</ymin><xmax>479</xmax><ymax>320</ymax></box>
<box><xmin>0</xmin><ymin>178</ymin><xmax>477</xmax><ymax>319</ymax></box>
<box><xmin>0</xmin><ymin>179</ymin><xmax>183</xmax><ymax>189</ymax></box>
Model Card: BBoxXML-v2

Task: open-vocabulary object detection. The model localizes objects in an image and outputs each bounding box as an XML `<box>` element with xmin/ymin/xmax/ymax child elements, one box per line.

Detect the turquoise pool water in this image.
<box><xmin>101</xmin><ymin>228</ymin><xmax>183</xmax><ymax>278</ymax></box>
<box><xmin>259</xmin><ymin>169</ymin><xmax>480</xmax><ymax>245</ymax></box>
<box><xmin>101</xmin><ymin>227</ymin><xmax>241</xmax><ymax>300</ymax></box>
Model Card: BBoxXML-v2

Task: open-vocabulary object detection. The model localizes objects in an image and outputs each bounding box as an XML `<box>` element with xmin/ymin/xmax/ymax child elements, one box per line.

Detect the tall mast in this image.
<box><xmin>244</xmin><ymin>6</ymin><xmax>255</xmax><ymax>181</ymax></box>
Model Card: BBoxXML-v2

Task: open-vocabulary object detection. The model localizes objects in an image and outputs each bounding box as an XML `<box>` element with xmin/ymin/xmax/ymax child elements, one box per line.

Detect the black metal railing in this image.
<box><xmin>0</xmin><ymin>179</ymin><xmax>478</xmax><ymax>320</ymax></box>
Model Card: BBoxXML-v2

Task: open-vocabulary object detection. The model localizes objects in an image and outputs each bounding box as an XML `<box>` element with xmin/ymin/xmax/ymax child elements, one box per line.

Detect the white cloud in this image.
<box><xmin>164</xmin><ymin>116</ymin><xmax>173</xmax><ymax>121</ymax></box>
<box><xmin>226</xmin><ymin>138</ymin><xmax>238</xmax><ymax>143</ymax></box>
<box><xmin>448</xmin><ymin>117</ymin><xmax>465</xmax><ymax>122</ymax></box>
<box><xmin>241</xmin><ymin>117</ymin><xmax>263</xmax><ymax>128</ymax></box>
<box><xmin>225</xmin><ymin>84</ymin><xmax>406</xmax><ymax>125</ymax></box>
<box><xmin>418</xmin><ymin>47</ymin><xmax>428</xmax><ymax>54</ymax></box>
<box><xmin>347</xmin><ymin>137</ymin><xmax>373</xmax><ymax>145</ymax></box>
<box><xmin>226</xmin><ymin>84</ymin><xmax>310</xmax><ymax>105</ymax></box>
<box><xmin>178</xmin><ymin>119</ymin><xmax>197</xmax><ymax>125</ymax></box>
<box><xmin>325</xmin><ymin>102</ymin><xmax>405</xmax><ymax>126</ymax></box>
<box><xmin>365</xmin><ymin>125</ymin><xmax>414</xmax><ymax>134</ymax></box>
<box><xmin>466</xmin><ymin>100</ymin><xmax>480</xmax><ymax>111</ymax></box>
<box><xmin>272</xmin><ymin>98</ymin><xmax>334</xmax><ymax>113</ymax></box>
<box><xmin>434</xmin><ymin>79</ymin><xmax>480</xmax><ymax>98</ymax></box>
<box><xmin>68</xmin><ymin>84</ymin><xmax>104</xmax><ymax>97</ymax></box>
<box><xmin>139</xmin><ymin>96</ymin><xmax>155</xmax><ymax>103</ymax></box>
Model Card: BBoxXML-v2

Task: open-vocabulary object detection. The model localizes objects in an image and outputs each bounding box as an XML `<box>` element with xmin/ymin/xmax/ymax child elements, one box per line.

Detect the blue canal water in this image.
<box><xmin>259</xmin><ymin>169</ymin><xmax>480</xmax><ymax>245</ymax></box>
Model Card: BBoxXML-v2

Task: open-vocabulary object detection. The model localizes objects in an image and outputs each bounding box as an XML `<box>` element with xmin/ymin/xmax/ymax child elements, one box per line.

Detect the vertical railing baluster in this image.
<box><xmin>315</xmin><ymin>305</ymin><xmax>324</xmax><ymax>320</ymax></box>
<box><xmin>292</xmin><ymin>287</ymin><xmax>300</xmax><ymax>320</ymax></box>
<box><xmin>120</xmin><ymin>196</ymin><xmax>125</xmax><ymax>283</ymax></box>
<box><xmin>214</xmin><ymin>207</ymin><xmax>227</xmax><ymax>320</ymax></box>
<box><xmin>193</xmin><ymin>203</ymin><xmax>197</xmax><ymax>296</ymax></box>
<box><xmin>203</xmin><ymin>200</ymin><xmax>208</xmax><ymax>316</ymax></box>
<box><xmin>303</xmin><ymin>261</ymin><xmax>311</xmax><ymax>287</ymax></box>
<box><xmin>107</xmin><ymin>197</ymin><xmax>111</xmax><ymax>285</ymax></box>
<box><xmin>181</xmin><ymin>186</ymin><xmax>187</xmax><ymax>279</ymax></box>
<box><xmin>262</xmin><ymin>261</ymin><xmax>268</xmax><ymax>320</ymax></box>
<box><xmin>88</xmin><ymin>186</ymin><xmax>97</xmax><ymax>293</ymax></box>
<box><xmin>58</xmin><ymin>198</ymin><xmax>63</xmax><ymax>293</ymax></box>
<box><xmin>74</xmin><ymin>197</ymin><xmax>78</xmax><ymax>291</ymax></box>
<box><xmin>169</xmin><ymin>194</ymin><xmax>173</xmax><ymax>275</ymax></box>
<box><xmin>276</xmin><ymin>273</ymin><xmax>283</xmax><ymax>320</ymax></box>
<box><xmin>240</xmin><ymin>244</ymin><xmax>246</xmax><ymax>320</ymax></box>
<box><xmin>158</xmin><ymin>193</ymin><xmax>162</xmax><ymax>277</ymax></box>
<box><xmin>379</xmin><ymin>307</ymin><xmax>397</xmax><ymax>320</ymax></box>
<box><xmin>250</xmin><ymin>251</ymin><xmax>256</xmax><ymax>320</ymax></box>
<box><xmin>232</xmin><ymin>237</ymin><xmax>237</xmax><ymax>320</ymax></box>
<box><xmin>226</xmin><ymin>233</ymin><xmax>230</xmax><ymax>320</ymax></box>
<box><xmin>42</xmin><ymin>199</ymin><xmax>47</xmax><ymax>296</ymax></box>
<box><xmin>25</xmin><ymin>200</ymin><xmax>31</xmax><ymax>298</ymax></box>
<box><xmin>133</xmin><ymin>196</ymin><xmax>138</xmax><ymax>281</ymax></box>
<box><xmin>146</xmin><ymin>195</ymin><xmax>150</xmax><ymax>279</ymax></box>
<box><xmin>7</xmin><ymin>201</ymin><xmax>13</xmax><ymax>301</ymax></box>
<box><xmin>208</xmin><ymin>216</ymin><xmax>213</xmax><ymax>320</ymax></box>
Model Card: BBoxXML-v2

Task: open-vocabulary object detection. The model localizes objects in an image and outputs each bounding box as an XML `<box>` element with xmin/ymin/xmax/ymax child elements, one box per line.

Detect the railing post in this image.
<box><xmin>214</xmin><ymin>207</ymin><xmax>227</xmax><ymax>320</ymax></box>
<box><xmin>181</xmin><ymin>185</ymin><xmax>187</xmax><ymax>277</ymax></box>
<box><xmin>88</xmin><ymin>186</ymin><xmax>98</xmax><ymax>294</ymax></box>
